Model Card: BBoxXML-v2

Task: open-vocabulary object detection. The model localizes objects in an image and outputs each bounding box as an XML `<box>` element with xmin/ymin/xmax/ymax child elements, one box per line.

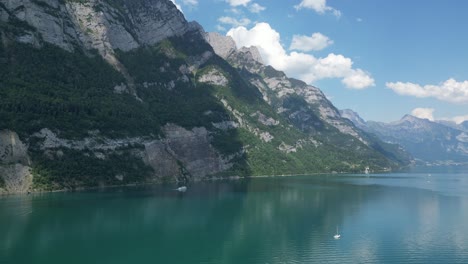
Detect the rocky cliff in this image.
<box><xmin>0</xmin><ymin>130</ymin><xmax>32</xmax><ymax>194</ymax></box>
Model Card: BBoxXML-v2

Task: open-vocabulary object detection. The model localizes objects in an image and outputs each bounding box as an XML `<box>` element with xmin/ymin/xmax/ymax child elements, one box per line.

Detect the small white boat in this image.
<box><xmin>334</xmin><ymin>227</ymin><xmax>341</xmax><ymax>239</ymax></box>
<box><xmin>364</xmin><ymin>166</ymin><xmax>370</xmax><ymax>174</ymax></box>
<box><xmin>175</xmin><ymin>186</ymin><xmax>187</xmax><ymax>192</ymax></box>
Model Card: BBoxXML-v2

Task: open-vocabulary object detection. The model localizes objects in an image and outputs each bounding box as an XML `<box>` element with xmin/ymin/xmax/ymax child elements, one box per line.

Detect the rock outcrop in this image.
<box><xmin>147</xmin><ymin>124</ymin><xmax>232</xmax><ymax>178</ymax></box>
<box><xmin>0</xmin><ymin>130</ymin><xmax>32</xmax><ymax>194</ymax></box>
<box><xmin>0</xmin><ymin>0</ymin><xmax>195</xmax><ymax>51</ymax></box>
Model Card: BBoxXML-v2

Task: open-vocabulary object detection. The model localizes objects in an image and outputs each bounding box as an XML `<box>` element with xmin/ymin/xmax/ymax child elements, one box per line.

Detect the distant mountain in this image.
<box><xmin>461</xmin><ymin>121</ymin><xmax>468</xmax><ymax>132</ymax></box>
<box><xmin>339</xmin><ymin>109</ymin><xmax>367</xmax><ymax>129</ymax></box>
<box><xmin>341</xmin><ymin>110</ymin><xmax>468</xmax><ymax>164</ymax></box>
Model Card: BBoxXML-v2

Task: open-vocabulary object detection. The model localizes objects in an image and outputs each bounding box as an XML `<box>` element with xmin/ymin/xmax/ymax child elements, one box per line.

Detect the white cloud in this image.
<box><xmin>439</xmin><ymin>115</ymin><xmax>468</xmax><ymax>124</ymax></box>
<box><xmin>216</xmin><ymin>25</ymin><xmax>227</xmax><ymax>32</ymax></box>
<box><xmin>249</xmin><ymin>3</ymin><xmax>266</xmax><ymax>13</ymax></box>
<box><xmin>386</xmin><ymin>78</ymin><xmax>468</xmax><ymax>103</ymax></box>
<box><xmin>182</xmin><ymin>0</ymin><xmax>198</xmax><ymax>6</ymax></box>
<box><xmin>170</xmin><ymin>0</ymin><xmax>183</xmax><ymax>12</ymax></box>
<box><xmin>226</xmin><ymin>0</ymin><xmax>251</xmax><ymax>7</ymax></box>
<box><xmin>411</xmin><ymin>108</ymin><xmax>435</xmax><ymax>121</ymax></box>
<box><xmin>294</xmin><ymin>0</ymin><xmax>341</xmax><ymax>17</ymax></box>
<box><xmin>452</xmin><ymin>115</ymin><xmax>468</xmax><ymax>124</ymax></box>
<box><xmin>227</xmin><ymin>23</ymin><xmax>375</xmax><ymax>89</ymax></box>
<box><xmin>289</xmin><ymin>33</ymin><xmax>333</xmax><ymax>51</ymax></box>
<box><xmin>218</xmin><ymin>16</ymin><xmax>251</xmax><ymax>27</ymax></box>
<box><xmin>357</xmin><ymin>18</ymin><xmax>363</xmax><ymax>22</ymax></box>
<box><xmin>412</xmin><ymin>109</ymin><xmax>468</xmax><ymax>125</ymax></box>
<box><xmin>342</xmin><ymin>69</ymin><xmax>375</xmax><ymax>89</ymax></box>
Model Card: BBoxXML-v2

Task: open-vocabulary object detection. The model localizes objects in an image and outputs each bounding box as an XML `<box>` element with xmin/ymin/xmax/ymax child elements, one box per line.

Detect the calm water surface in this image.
<box><xmin>1</xmin><ymin>168</ymin><xmax>468</xmax><ymax>263</ymax></box>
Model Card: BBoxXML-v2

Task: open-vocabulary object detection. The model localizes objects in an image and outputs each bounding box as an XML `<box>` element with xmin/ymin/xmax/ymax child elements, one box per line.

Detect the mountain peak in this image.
<box><xmin>204</xmin><ymin>32</ymin><xmax>237</xmax><ymax>59</ymax></box>
<box><xmin>398</xmin><ymin>114</ymin><xmax>428</xmax><ymax>123</ymax></box>
<box><xmin>339</xmin><ymin>109</ymin><xmax>367</xmax><ymax>128</ymax></box>
<box><xmin>239</xmin><ymin>46</ymin><xmax>263</xmax><ymax>64</ymax></box>
<box><xmin>204</xmin><ymin>32</ymin><xmax>263</xmax><ymax>64</ymax></box>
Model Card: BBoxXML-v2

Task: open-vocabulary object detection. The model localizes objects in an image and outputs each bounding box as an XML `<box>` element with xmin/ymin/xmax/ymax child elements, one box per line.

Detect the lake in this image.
<box><xmin>1</xmin><ymin>168</ymin><xmax>468</xmax><ymax>263</ymax></box>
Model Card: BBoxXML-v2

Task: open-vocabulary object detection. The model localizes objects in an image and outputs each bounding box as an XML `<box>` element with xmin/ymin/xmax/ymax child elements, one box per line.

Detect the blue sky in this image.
<box><xmin>172</xmin><ymin>0</ymin><xmax>468</xmax><ymax>123</ymax></box>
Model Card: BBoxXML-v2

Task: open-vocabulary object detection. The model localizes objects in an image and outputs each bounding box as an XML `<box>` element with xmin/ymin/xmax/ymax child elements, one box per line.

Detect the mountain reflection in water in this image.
<box><xmin>1</xmin><ymin>171</ymin><xmax>468</xmax><ymax>264</ymax></box>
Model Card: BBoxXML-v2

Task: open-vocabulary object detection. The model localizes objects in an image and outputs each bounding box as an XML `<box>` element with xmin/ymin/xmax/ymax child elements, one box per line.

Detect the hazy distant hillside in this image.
<box><xmin>341</xmin><ymin>110</ymin><xmax>468</xmax><ymax>164</ymax></box>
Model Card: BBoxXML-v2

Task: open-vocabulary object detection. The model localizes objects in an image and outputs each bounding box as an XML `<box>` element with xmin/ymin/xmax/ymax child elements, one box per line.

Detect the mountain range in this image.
<box><xmin>0</xmin><ymin>0</ymin><xmax>409</xmax><ymax>194</ymax></box>
<box><xmin>340</xmin><ymin>109</ymin><xmax>468</xmax><ymax>164</ymax></box>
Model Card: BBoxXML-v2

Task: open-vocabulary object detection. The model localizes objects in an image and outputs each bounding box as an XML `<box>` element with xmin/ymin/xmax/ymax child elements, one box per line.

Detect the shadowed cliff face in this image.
<box><xmin>0</xmin><ymin>0</ymin><xmax>193</xmax><ymax>51</ymax></box>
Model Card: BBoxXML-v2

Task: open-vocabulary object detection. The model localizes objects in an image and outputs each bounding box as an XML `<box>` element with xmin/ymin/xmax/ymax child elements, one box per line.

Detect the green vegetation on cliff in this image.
<box><xmin>0</xmin><ymin>176</ymin><xmax>5</xmax><ymax>188</ymax></box>
<box><xmin>0</xmin><ymin>23</ymin><xmax>408</xmax><ymax>190</ymax></box>
<box><xmin>31</xmin><ymin>148</ymin><xmax>153</xmax><ymax>190</ymax></box>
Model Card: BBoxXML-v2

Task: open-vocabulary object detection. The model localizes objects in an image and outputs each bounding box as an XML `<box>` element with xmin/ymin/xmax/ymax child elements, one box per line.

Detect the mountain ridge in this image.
<box><xmin>340</xmin><ymin>109</ymin><xmax>468</xmax><ymax>164</ymax></box>
<box><xmin>0</xmin><ymin>0</ymin><xmax>409</xmax><ymax>194</ymax></box>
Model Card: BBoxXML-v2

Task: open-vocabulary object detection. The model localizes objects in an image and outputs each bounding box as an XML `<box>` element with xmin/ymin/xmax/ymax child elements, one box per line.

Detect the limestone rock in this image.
<box><xmin>0</xmin><ymin>130</ymin><xmax>32</xmax><ymax>193</ymax></box>
<box><xmin>204</xmin><ymin>32</ymin><xmax>236</xmax><ymax>59</ymax></box>
<box><xmin>198</xmin><ymin>68</ymin><xmax>228</xmax><ymax>86</ymax></box>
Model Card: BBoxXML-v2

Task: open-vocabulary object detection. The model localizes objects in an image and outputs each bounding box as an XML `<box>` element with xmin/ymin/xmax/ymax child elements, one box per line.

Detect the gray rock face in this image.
<box><xmin>0</xmin><ymin>0</ymin><xmax>202</xmax><ymax>90</ymax></box>
<box><xmin>1</xmin><ymin>0</ymin><xmax>78</xmax><ymax>50</ymax></box>
<box><xmin>0</xmin><ymin>164</ymin><xmax>32</xmax><ymax>194</ymax></box>
<box><xmin>1</xmin><ymin>0</ymin><xmax>194</xmax><ymax>51</ymax></box>
<box><xmin>0</xmin><ymin>130</ymin><xmax>32</xmax><ymax>193</ymax></box>
<box><xmin>125</xmin><ymin>0</ymin><xmax>189</xmax><ymax>46</ymax></box>
<box><xmin>204</xmin><ymin>32</ymin><xmax>237</xmax><ymax>59</ymax></box>
<box><xmin>340</xmin><ymin>109</ymin><xmax>368</xmax><ymax>129</ymax></box>
<box><xmin>160</xmin><ymin>124</ymin><xmax>232</xmax><ymax>178</ymax></box>
<box><xmin>198</xmin><ymin>68</ymin><xmax>228</xmax><ymax>86</ymax></box>
<box><xmin>239</xmin><ymin>46</ymin><xmax>263</xmax><ymax>64</ymax></box>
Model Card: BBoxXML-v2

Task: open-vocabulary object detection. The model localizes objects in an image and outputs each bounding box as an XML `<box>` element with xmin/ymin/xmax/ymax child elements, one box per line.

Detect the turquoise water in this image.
<box><xmin>1</xmin><ymin>170</ymin><xmax>468</xmax><ymax>263</ymax></box>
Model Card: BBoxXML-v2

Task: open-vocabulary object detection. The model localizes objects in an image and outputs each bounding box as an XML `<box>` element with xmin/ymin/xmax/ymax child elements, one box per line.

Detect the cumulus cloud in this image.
<box><xmin>411</xmin><ymin>108</ymin><xmax>435</xmax><ymax>121</ymax></box>
<box><xmin>439</xmin><ymin>115</ymin><xmax>468</xmax><ymax>124</ymax></box>
<box><xmin>294</xmin><ymin>0</ymin><xmax>341</xmax><ymax>17</ymax></box>
<box><xmin>342</xmin><ymin>69</ymin><xmax>375</xmax><ymax>89</ymax></box>
<box><xmin>226</xmin><ymin>0</ymin><xmax>251</xmax><ymax>7</ymax></box>
<box><xmin>386</xmin><ymin>78</ymin><xmax>468</xmax><ymax>103</ymax></box>
<box><xmin>216</xmin><ymin>25</ymin><xmax>227</xmax><ymax>32</ymax></box>
<box><xmin>249</xmin><ymin>3</ymin><xmax>266</xmax><ymax>13</ymax></box>
<box><xmin>412</xmin><ymin>109</ymin><xmax>468</xmax><ymax>124</ymax></box>
<box><xmin>452</xmin><ymin>115</ymin><xmax>468</xmax><ymax>124</ymax></box>
<box><xmin>290</xmin><ymin>33</ymin><xmax>333</xmax><ymax>52</ymax></box>
<box><xmin>218</xmin><ymin>16</ymin><xmax>251</xmax><ymax>27</ymax></box>
<box><xmin>227</xmin><ymin>23</ymin><xmax>375</xmax><ymax>89</ymax></box>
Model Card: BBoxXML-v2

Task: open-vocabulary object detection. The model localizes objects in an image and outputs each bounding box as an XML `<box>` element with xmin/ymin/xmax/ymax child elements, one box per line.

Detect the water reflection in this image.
<box><xmin>1</xmin><ymin>172</ymin><xmax>468</xmax><ymax>263</ymax></box>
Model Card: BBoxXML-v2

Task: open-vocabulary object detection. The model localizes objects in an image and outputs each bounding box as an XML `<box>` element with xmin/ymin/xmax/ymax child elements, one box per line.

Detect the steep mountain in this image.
<box><xmin>339</xmin><ymin>109</ymin><xmax>367</xmax><ymax>129</ymax></box>
<box><xmin>0</xmin><ymin>0</ymin><xmax>409</xmax><ymax>194</ymax></box>
<box><xmin>341</xmin><ymin>110</ymin><xmax>468</xmax><ymax>164</ymax></box>
<box><xmin>205</xmin><ymin>32</ymin><xmax>410</xmax><ymax>167</ymax></box>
